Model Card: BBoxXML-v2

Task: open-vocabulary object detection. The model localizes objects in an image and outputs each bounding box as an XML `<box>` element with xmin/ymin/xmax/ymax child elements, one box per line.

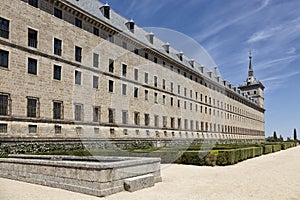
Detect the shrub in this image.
<box><xmin>272</xmin><ymin>145</ymin><xmax>281</xmax><ymax>152</ymax></box>
<box><xmin>263</xmin><ymin>145</ymin><xmax>273</xmax><ymax>154</ymax></box>
<box><xmin>216</xmin><ymin>147</ymin><xmax>263</xmax><ymax>166</ymax></box>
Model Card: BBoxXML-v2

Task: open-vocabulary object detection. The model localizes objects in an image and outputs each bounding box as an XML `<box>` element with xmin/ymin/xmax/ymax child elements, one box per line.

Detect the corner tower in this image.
<box><xmin>238</xmin><ymin>53</ymin><xmax>265</xmax><ymax>108</ymax></box>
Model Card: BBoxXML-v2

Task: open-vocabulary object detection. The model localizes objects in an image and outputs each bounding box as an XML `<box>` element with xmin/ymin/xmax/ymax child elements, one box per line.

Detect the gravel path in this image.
<box><xmin>1</xmin><ymin>146</ymin><xmax>300</xmax><ymax>200</ymax></box>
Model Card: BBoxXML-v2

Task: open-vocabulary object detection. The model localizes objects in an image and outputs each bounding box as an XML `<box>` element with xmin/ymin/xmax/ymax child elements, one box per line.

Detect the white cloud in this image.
<box><xmin>247</xmin><ymin>28</ymin><xmax>278</xmax><ymax>43</ymax></box>
<box><xmin>256</xmin><ymin>55</ymin><xmax>298</xmax><ymax>70</ymax></box>
<box><xmin>287</xmin><ymin>47</ymin><xmax>296</xmax><ymax>55</ymax></box>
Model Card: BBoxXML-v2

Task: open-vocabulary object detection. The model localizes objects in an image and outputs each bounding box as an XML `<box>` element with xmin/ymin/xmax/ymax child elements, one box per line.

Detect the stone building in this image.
<box><xmin>0</xmin><ymin>0</ymin><xmax>265</xmax><ymax>142</ymax></box>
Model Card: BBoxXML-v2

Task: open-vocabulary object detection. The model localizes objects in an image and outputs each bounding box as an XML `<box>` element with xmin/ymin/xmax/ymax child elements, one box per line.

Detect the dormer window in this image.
<box><xmin>208</xmin><ymin>71</ymin><xmax>212</xmax><ymax>78</ymax></box>
<box><xmin>189</xmin><ymin>59</ymin><xmax>194</xmax><ymax>67</ymax></box>
<box><xmin>126</xmin><ymin>19</ymin><xmax>135</xmax><ymax>33</ymax></box>
<box><xmin>100</xmin><ymin>3</ymin><xmax>110</xmax><ymax>19</ymax></box>
<box><xmin>163</xmin><ymin>43</ymin><xmax>170</xmax><ymax>53</ymax></box>
<box><xmin>177</xmin><ymin>51</ymin><xmax>183</xmax><ymax>61</ymax></box>
<box><xmin>147</xmin><ymin>32</ymin><xmax>154</xmax><ymax>44</ymax></box>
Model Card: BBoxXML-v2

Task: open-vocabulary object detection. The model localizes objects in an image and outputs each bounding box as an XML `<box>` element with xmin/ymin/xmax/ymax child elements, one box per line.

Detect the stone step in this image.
<box><xmin>124</xmin><ymin>174</ymin><xmax>155</xmax><ymax>192</ymax></box>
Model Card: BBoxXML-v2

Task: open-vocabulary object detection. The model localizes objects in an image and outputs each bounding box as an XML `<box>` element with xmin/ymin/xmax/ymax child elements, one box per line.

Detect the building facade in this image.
<box><xmin>0</xmin><ymin>0</ymin><xmax>265</xmax><ymax>141</ymax></box>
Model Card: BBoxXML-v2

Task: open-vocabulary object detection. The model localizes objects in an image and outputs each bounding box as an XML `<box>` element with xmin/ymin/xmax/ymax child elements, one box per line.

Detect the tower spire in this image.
<box><xmin>248</xmin><ymin>50</ymin><xmax>254</xmax><ymax>77</ymax></box>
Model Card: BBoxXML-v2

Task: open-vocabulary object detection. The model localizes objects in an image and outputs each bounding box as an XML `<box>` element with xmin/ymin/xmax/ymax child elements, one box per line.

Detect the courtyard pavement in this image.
<box><xmin>1</xmin><ymin>145</ymin><xmax>300</xmax><ymax>200</ymax></box>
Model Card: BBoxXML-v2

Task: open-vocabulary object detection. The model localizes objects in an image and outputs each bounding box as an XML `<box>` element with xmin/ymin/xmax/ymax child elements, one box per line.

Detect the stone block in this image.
<box><xmin>124</xmin><ymin>174</ymin><xmax>155</xmax><ymax>192</ymax></box>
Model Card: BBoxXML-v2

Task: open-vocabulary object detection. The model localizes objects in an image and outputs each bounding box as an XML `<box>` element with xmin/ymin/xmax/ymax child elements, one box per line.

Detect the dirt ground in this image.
<box><xmin>1</xmin><ymin>146</ymin><xmax>300</xmax><ymax>200</ymax></box>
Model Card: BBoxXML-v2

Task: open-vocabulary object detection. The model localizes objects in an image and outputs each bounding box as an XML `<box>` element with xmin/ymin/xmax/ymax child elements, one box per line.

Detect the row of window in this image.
<box><xmin>0</xmin><ymin>93</ymin><xmax>261</xmax><ymax>134</ymax></box>
<box><xmin>0</xmin><ymin>6</ymin><xmax>259</xmax><ymax>110</ymax></box>
<box><xmin>0</xmin><ymin>47</ymin><xmax>262</xmax><ymax>122</ymax></box>
<box><xmin>0</xmin><ymin>122</ymin><xmax>263</xmax><ymax>139</ymax></box>
<box><xmin>1</xmin><ymin>1</ymin><xmax>260</xmax><ymax>110</ymax></box>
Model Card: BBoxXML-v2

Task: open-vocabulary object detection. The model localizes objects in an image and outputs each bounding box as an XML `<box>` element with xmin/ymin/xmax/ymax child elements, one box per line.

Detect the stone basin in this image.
<box><xmin>0</xmin><ymin>154</ymin><xmax>162</xmax><ymax>197</ymax></box>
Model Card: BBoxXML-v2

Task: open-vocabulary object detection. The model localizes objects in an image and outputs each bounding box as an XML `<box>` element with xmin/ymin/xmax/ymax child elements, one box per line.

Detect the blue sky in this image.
<box><xmin>100</xmin><ymin>0</ymin><xmax>300</xmax><ymax>139</ymax></box>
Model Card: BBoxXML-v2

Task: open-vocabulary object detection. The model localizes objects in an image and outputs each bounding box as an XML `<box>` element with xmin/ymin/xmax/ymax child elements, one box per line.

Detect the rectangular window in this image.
<box><xmin>178</xmin><ymin>100</ymin><xmax>180</xmax><ymax>108</ymax></box>
<box><xmin>162</xmin><ymin>79</ymin><xmax>166</xmax><ymax>90</ymax></box>
<box><xmin>170</xmin><ymin>97</ymin><xmax>174</xmax><ymax>106</ymax></box>
<box><xmin>74</xmin><ymin>104</ymin><xmax>83</xmax><ymax>121</ymax></box>
<box><xmin>109</xmin><ymin>59</ymin><xmax>114</xmax><ymax>73</ymax></box>
<box><xmin>154</xmin><ymin>115</ymin><xmax>159</xmax><ymax>127</ymax></box>
<box><xmin>75</xmin><ymin>18</ymin><xmax>82</xmax><ymax>28</ymax></box>
<box><xmin>76</xmin><ymin>127</ymin><xmax>83</xmax><ymax>134</ymax></box>
<box><xmin>144</xmin><ymin>114</ymin><xmax>150</xmax><ymax>126</ymax></box>
<box><xmin>93</xmin><ymin>76</ymin><xmax>99</xmax><ymax>89</ymax></box>
<box><xmin>134</xmin><ymin>112</ymin><xmax>140</xmax><ymax>125</ymax></box>
<box><xmin>184</xmin><ymin>101</ymin><xmax>187</xmax><ymax>109</ymax></box>
<box><xmin>184</xmin><ymin>119</ymin><xmax>188</xmax><ymax>130</ymax></box>
<box><xmin>93</xmin><ymin>107</ymin><xmax>100</xmax><ymax>123</ymax></box>
<box><xmin>109</xmin><ymin>80</ymin><xmax>114</xmax><ymax>92</ymax></box>
<box><xmin>178</xmin><ymin>118</ymin><xmax>181</xmax><ymax>129</ymax></box>
<box><xmin>122</xmin><ymin>42</ymin><xmax>127</xmax><ymax>49</ymax></box>
<box><xmin>190</xmin><ymin>120</ymin><xmax>194</xmax><ymax>130</ymax></box>
<box><xmin>134</xmin><ymin>87</ymin><xmax>138</xmax><ymax>98</ymax></box>
<box><xmin>154</xmin><ymin>93</ymin><xmax>158</xmax><ymax>103</ymax></box>
<box><xmin>196</xmin><ymin>121</ymin><xmax>199</xmax><ymax>130</ymax></box>
<box><xmin>0</xmin><ymin>94</ymin><xmax>9</xmax><ymax>116</ymax></box>
<box><xmin>134</xmin><ymin>48</ymin><xmax>139</xmax><ymax>55</ymax></box>
<box><xmin>93</xmin><ymin>27</ymin><xmax>99</xmax><ymax>36</ymax></box>
<box><xmin>171</xmin><ymin>118</ymin><xmax>175</xmax><ymax>129</ymax></box>
<box><xmin>93</xmin><ymin>53</ymin><xmax>99</xmax><ymax>68</ymax></box>
<box><xmin>28</xmin><ymin>0</ymin><xmax>38</xmax><ymax>8</ymax></box>
<box><xmin>178</xmin><ymin>85</ymin><xmax>180</xmax><ymax>95</ymax></box>
<box><xmin>122</xmin><ymin>84</ymin><xmax>127</xmax><ymax>95</ymax></box>
<box><xmin>184</xmin><ymin>88</ymin><xmax>187</xmax><ymax>97</ymax></box>
<box><xmin>94</xmin><ymin>128</ymin><xmax>100</xmax><ymax>134</ymax></box>
<box><xmin>75</xmin><ymin>70</ymin><xmax>81</xmax><ymax>85</ymax></box>
<box><xmin>144</xmin><ymin>72</ymin><xmax>148</xmax><ymax>84</ymax></box>
<box><xmin>154</xmin><ymin>57</ymin><xmax>158</xmax><ymax>63</ymax></box>
<box><xmin>162</xmin><ymin>95</ymin><xmax>166</xmax><ymax>105</ymax></box>
<box><xmin>154</xmin><ymin>76</ymin><xmax>158</xmax><ymax>87</ymax></box>
<box><xmin>190</xmin><ymin>90</ymin><xmax>193</xmax><ymax>98</ymax></box>
<box><xmin>122</xmin><ymin>64</ymin><xmax>127</xmax><ymax>77</ymax></box>
<box><xmin>54</xmin><ymin>8</ymin><xmax>62</xmax><ymax>19</ymax></box>
<box><xmin>55</xmin><ymin>125</ymin><xmax>62</xmax><ymax>134</ymax></box>
<box><xmin>0</xmin><ymin>49</ymin><xmax>9</xmax><ymax>68</ymax></box>
<box><xmin>108</xmin><ymin>35</ymin><xmax>114</xmax><ymax>43</ymax></box>
<box><xmin>144</xmin><ymin>90</ymin><xmax>149</xmax><ymax>101</ymax></box>
<box><xmin>28</xmin><ymin>58</ymin><xmax>37</xmax><ymax>75</ymax></box>
<box><xmin>53</xmin><ymin>101</ymin><xmax>63</xmax><ymax>119</ymax></box>
<box><xmin>108</xmin><ymin>108</ymin><xmax>115</xmax><ymax>124</ymax></box>
<box><xmin>0</xmin><ymin>17</ymin><xmax>9</xmax><ymax>39</ymax></box>
<box><xmin>29</xmin><ymin>125</ymin><xmax>37</xmax><ymax>133</ymax></box>
<box><xmin>122</xmin><ymin>111</ymin><xmax>128</xmax><ymax>124</ymax></box>
<box><xmin>134</xmin><ymin>69</ymin><xmax>138</xmax><ymax>81</ymax></box>
<box><xmin>163</xmin><ymin>116</ymin><xmax>167</xmax><ymax>128</ymax></box>
<box><xmin>27</xmin><ymin>97</ymin><xmax>38</xmax><ymax>118</ymax></box>
<box><xmin>28</xmin><ymin>28</ymin><xmax>38</xmax><ymax>48</ymax></box>
<box><xmin>75</xmin><ymin>46</ymin><xmax>82</xmax><ymax>62</ymax></box>
<box><xmin>145</xmin><ymin>52</ymin><xmax>148</xmax><ymax>59</ymax></box>
<box><xmin>171</xmin><ymin>82</ymin><xmax>174</xmax><ymax>93</ymax></box>
<box><xmin>53</xmin><ymin>65</ymin><xmax>61</xmax><ymax>80</ymax></box>
<box><xmin>54</xmin><ymin>38</ymin><xmax>62</xmax><ymax>56</ymax></box>
<box><xmin>0</xmin><ymin>124</ymin><xmax>8</xmax><ymax>133</ymax></box>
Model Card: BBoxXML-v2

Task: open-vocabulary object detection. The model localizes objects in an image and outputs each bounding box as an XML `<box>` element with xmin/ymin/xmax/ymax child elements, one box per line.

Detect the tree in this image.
<box><xmin>279</xmin><ymin>135</ymin><xmax>284</xmax><ymax>142</ymax></box>
<box><xmin>273</xmin><ymin>131</ymin><xmax>278</xmax><ymax>141</ymax></box>
<box><xmin>294</xmin><ymin>128</ymin><xmax>297</xmax><ymax>141</ymax></box>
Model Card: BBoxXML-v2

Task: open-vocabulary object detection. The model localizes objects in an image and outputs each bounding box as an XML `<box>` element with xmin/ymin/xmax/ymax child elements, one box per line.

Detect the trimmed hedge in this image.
<box><xmin>216</xmin><ymin>147</ymin><xmax>263</xmax><ymax>166</ymax></box>
<box><xmin>0</xmin><ymin>141</ymin><xmax>297</xmax><ymax>166</ymax></box>
<box><xmin>263</xmin><ymin>145</ymin><xmax>273</xmax><ymax>154</ymax></box>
